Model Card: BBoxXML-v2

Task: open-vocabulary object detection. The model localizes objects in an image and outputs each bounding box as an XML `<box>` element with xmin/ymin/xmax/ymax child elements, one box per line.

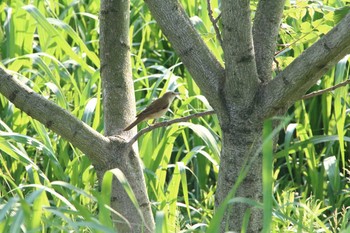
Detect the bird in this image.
<box><xmin>123</xmin><ymin>91</ymin><xmax>179</xmax><ymax>131</ymax></box>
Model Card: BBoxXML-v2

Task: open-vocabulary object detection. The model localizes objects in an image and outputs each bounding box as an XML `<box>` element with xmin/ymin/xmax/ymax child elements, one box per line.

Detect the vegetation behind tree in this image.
<box><xmin>0</xmin><ymin>0</ymin><xmax>350</xmax><ymax>232</ymax></box>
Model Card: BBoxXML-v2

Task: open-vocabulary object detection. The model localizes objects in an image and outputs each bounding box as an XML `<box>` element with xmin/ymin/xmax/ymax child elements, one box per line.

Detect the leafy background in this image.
<box><xmin>0</xmin><ymin>0</ymin><xmax>350</xmax><ymax>232</ymax></box>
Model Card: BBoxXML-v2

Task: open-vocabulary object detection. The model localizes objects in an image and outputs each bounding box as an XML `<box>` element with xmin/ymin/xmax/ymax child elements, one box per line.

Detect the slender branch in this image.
<box><xmin>275</xmin><ymin>17</ymin><xmax>328</xmax><ymax>57</ymax></box>
<box><xmin>0</xmin><ymin>68</ymin><xmax>109</xmax><ymax>164</ymax></box>
<box><xmin>259</xmin><ymin>12</ymin><xmax>350</xmax><ymax>119</ymax></box>
<box><xmin>207</xmin><ymin>0</ymin><xmax>222</xmax><ymax>45</ymax></box>
<box><xmin>302</xmin><ymin>79</ymin><xmax>350</xmax><ymax>99</ymax></box>
<box><xmin>144</xmin><ymin>0</ymin><xmax>225</xmax><ymax>109</ymax></box>
<box><xmin>253</xmin><ymin>0</ymin><xmax>286</xmax><ymax>83</ymax></box>
<box><xmin>214</xmin><ymin>13</ymin><xmax>221</xmax><ymax>23</ymax></box>
<box><xmin>128</xmin><ymin>110</ymin><xmax>215</xmax><ymax>145</ymax></box>
<box><xmin>273</xmin><ymin>57</ymin><xmax>281</xmax><ymax>73</ymax></box>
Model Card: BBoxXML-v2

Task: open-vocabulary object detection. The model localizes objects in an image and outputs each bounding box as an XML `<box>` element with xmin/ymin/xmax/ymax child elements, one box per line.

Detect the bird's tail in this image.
<box><xmin>123</xmin><ymin>117</ymin><xmax>142</xmax><ymax>131</ymax></box>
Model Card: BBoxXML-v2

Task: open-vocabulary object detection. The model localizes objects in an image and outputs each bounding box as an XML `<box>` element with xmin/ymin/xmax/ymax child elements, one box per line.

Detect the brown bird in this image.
<box><xmin>123</xmin><ymin>91</ymin><xmax>179</xmax><ymax>131</ymax></box>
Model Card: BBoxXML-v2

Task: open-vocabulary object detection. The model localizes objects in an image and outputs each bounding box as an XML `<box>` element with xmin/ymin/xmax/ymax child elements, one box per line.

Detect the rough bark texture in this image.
<box><xmin>100</xmin><ymin>0</ymin><xmax>155</xmax><ymax>232</ymax></box>
<box><xmin>94</xmin><ymin>138</ymin><xmax>154</xmax><ymax>233</ymax></box>
<box><xmin>222</xmin><ymin>0</ymin><xmax>259</xmax><ymax>107</ymax></box>
<box><xmin>0</xmin><ymin>67</ymin><xmax>154</xmax><ymax>233</ymax></box>
<box><xmin>258</xmin><ymin>12</ymin><xmax>350</xmax><ymax>119</ymax></box>
<box><xmin>0</xmin><ymin>0</ymin><xmax>156</xmax><ymax>231</ymax></box>
<box><xmin>253</xmin><ymin>0</ymin><xmax>286</xmax><ymax>83</ymax></box>
<box><xmin>1</xmin><ymin>1</ymin><xmax>350</xmax><ymax>232</ymax></box>
<box><xmin>218</xmin><ymin>117</ymin><xmax>263</xmax><ymax>232</ymax></box>
<box><xmin>144</xmin><ymin>0</ymin><xmax>226</xmax><ymax>112</ymax></box>
<box><xmin>143</xmin><ymin>1</ymin><xmax>350</xmax><ymax>232</ymax></box>
<box><xmin>0</xmin><ymin>69</ymin><xmax>109</xmax><ymax>164</ymax></box>
<box><xmin>100</xmin><ymin>0</ymin><xmax>135</xmax><ymax>136</ymax></box>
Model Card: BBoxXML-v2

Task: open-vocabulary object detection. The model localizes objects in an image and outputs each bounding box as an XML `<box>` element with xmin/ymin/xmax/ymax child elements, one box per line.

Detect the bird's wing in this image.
<box><xmin>137</xmin><ymin>97</ymin><xmax>169</xmax><ymax>117</ymax></box>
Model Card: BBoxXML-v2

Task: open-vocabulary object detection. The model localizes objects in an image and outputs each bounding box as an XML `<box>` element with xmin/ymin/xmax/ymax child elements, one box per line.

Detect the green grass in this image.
<box><xmin>1</xmin><ymin>0</ymin><xmax>350</xmax><ymax>232</ymax></box>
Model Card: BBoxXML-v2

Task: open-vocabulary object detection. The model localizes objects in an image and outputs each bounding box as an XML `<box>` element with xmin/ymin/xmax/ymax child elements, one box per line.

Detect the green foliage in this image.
<box><xmin>0</xmin><ymin>0</ymin><xmax>104</xmax><ymax>232</ymax></box>
<box><xmin>0</xmin><ymin>0</ymin><xmax>350</xmax><ymax>232</ymax></box>
<box><xmin>272</xmin><ymin>2</ymin><xmax>350</xmax><ymax>232</ymax></box>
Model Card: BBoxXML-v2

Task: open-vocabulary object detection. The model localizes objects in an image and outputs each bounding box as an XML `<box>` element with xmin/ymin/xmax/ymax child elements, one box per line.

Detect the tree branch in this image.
<box><xmin>100</xmin><ymin>0</ymin><xmax>135</xmax><ymax>136</ymax></box>
<box><xmin>128</xmin><ymin>110</ymin><xmax>215</xmax><ymax>146</ymax></box>
<box><xmin>253</xmin><ymin>0</ymin><xmax>286</xmax><ymax>83</ymax></box>
<box><xmin>302</xmin><ymin>79</ymin><xmax>350</xmax><ymax>99</ymax></box>
<box><xmin>207</xmin><ymin>0</ymin><xmax>222</xmax><ymax>45</ymax></box>
<box><xmin>100</xmin><ymin>1</ymin><xmax>155</xmax><ymax>231</ymax></box>
<box><xmin>259</xmin><ymin>12</ymin><xmax>350</xmax><ymax>118</ymax></box>
<box><xmin>0</xmin><ymin>68</ymin><xmax>109</xmax><ymax>165</ymax></box>
<box><xmin>221</xmin><ymin>0</ymin><xmax>259</xmax><ymax>106</ymax></box>
<box><xmin>144</xmin><ymin>0</ymin><xmax>225</xmax><ymax>110</ymax></box>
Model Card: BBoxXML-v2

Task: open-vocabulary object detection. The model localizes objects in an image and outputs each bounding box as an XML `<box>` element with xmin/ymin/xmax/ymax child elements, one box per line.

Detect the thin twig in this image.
<box><xmin>302</xmin><ymin>79</ymin><xmax>350</xmax><ymax>99</ymax></box>
<box><xmin>128</xmin><ymin>110</ymin><xmax>216</xmax><ymax>145</ymax></box>
<box><xmin>207</xmin><ymin>0</ymin><xmax>222</xmax><ymax>45</ymax></box>
<box><xmin>273</xmin><ymin>57</ymin><xmax>281</xmax><ymax>73</ymax></box>
<box><xmin>214</xmin><ymin>13</ymin><xmax>221</xmax><ymax>23</ymax></box>
<box><xmin>275</xmin><ymin>19</ymin><xmax>325</xmax><ymax>57</ymax></box>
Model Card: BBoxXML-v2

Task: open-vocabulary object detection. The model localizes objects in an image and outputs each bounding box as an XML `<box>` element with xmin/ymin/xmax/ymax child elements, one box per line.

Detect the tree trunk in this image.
<box><xmin>99</xmin><ymin>0</ymin><xmax>155</xmax><ymax>232</ymax></box>
<box><xmin>143</xmin><ymin>2</ymin><xmax>350</xmax><ymax>231</ymax></box>
<box><xmin>94</xmin><ymin>141</ymin><xmax>154</xmax><ymax>233</ymax></box>
<box><xmin>217</xmin><ymin>113</ymin><xmax>263</xmax><ymax>232</ymax></box>
<box><xmin>1</xmin><ymin>2</ymin><xmax>350</xmax><ymax>233</ymax></box>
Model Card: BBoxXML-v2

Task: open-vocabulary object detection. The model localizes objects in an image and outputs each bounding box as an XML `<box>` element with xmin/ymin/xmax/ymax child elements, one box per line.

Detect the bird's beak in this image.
<box><xmin>174</xmin><ymin>92</ymin><xmax>182</xmax><ymax>101</ymax></box>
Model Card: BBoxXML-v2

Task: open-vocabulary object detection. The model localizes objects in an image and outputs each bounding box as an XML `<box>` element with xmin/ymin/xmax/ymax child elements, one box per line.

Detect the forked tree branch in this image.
<box><xmin>100</xmin><ymin>0</ymin><xmax>156</xmax><ymax>231</ymax></box>
<box><xmin>259</xmin><ymin>12</ymin><xmax>350</xmax><ymax>118</ymax></box>
<box><xmin>0</xmin><ymin>68</ymin><xmax>109</xmax><ymax>165</ymax></box>
<box><xmin>144</xmin><ymin>0</ymin><xmax>225</xmax><ymax>110</ymax></box>
<box><xmin>207</xmin><ymin>0</ymin><xmax>222</xmax><ymax>45</ymax></box>
<box><xmin>128</xmin><ymin>110</ymin><xmax>215</xmax><ymax>145</ymax></box>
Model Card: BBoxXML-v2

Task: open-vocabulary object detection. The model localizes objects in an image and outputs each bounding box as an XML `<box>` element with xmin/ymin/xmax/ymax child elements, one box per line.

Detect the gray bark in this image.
<box><xmin>0</xmin><ymin>69</ymin><xmax>109</xmax><ymax>165</ymax></box>
<box><xmin>222</xmin><ymin>0</ymin><xmax>259</xmax><ymax>107</ymax></box>
<box><xmin>258</xmin><ymin>12</ymin><xmax>350</xmax><ymax>119</ymax></box>
<box><xmin>100</xmin><ymin>0</ymin><xmax>154</xmax><ymax>232</ymax></box>
<box><xmin>1</xmin><ymin>1</ymin><xmax>350</xmax><ymax>232</ymax></box>
<box><xmin>100</xmin><ymin>0</ymin><xmax>135</xmax><ymax>136</ymax></box>
<box><xmin>0</xmin><ymin>0</ymin><xmax>156</xmax><ymax>231</ymax></box>
<box><xmin>253</xmin><ymin>0</ymin><xmax>286</xmax><ymax>83</ymax></box>
<box><xmin>143</xmin><ymin>0</ymin><xmax>350</xmax><ymax>232</ymax></box>
<box><xmin>144</xmin><ymin>0</ymin><xmax>226</xmax><ymax>113</ymax></box>
<box><xmin>218</xmin><ymin>118</ymin><xmax>263</xmax><ymax>232</ymax></box>
<box><xmin>0</xmin><ymin>70</ymin><xmax>154</xmax><ymax>233</ymax></box>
